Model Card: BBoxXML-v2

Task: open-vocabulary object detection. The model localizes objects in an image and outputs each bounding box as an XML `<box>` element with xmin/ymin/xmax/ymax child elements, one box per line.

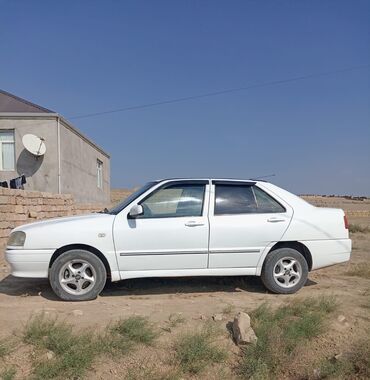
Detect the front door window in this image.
<box><xmin>139</xmin><ymin>183</ymin><xmax>205</xmax><ymax>218</ymax></box>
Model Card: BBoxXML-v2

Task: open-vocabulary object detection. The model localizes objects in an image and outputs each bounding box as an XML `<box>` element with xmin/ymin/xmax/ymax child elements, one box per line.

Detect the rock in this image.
<box><xmin>29</xmin><ymin>211</ymin><xmax>38</xmax><ymax>218</ymax></box>
<box><xmin>313</xmin><ymin>368</ymin><xmax>321</xmax><ymax>379</ymax></box>
<box><xmin>337</xmin><ymin>315</ymin><xmax>346</xmax><ymax>323</ymax></box>
<box><xmin>199</xmin><ymin>314</ymin><xmax>207</xmax><ymax>320</ymax></box>
<box><xmin>45</xmin><ymin>351</ymin><xmax>55</xmax><ymax>360</ymax></box>
<box><xmin>232</xmin><ymin>312</ymin><xmax>257</xmax><ymax>345</ymax></box>
<box><xmin>334</xmin><ymin>353</ymin><xmax>343</xmax><ymax>361</ymax></box>
<box><xmin>212</xmin><ymin>314</ymin><xmax>223</xmax><ymax>321</ymax></box>
<box><xmin>71</xmin><ymin>309</ymin><xmax>83</xmax><ymax>316</ymax></box>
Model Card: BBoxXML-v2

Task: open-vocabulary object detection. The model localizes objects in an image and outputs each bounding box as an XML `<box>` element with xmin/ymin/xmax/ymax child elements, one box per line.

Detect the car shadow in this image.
<box><xmin>100</xmin><ymin>275</ymin><xmax>268</xmax><ymax>297</ymax></box>
<box><xmin>0</xmin><ymin>275</ymin><xmax>318</xmax><ymax>301</ymax></box>
<box><xmin>0</xmin><ymin>275</ymin><xmax>60</xmax><ymax>301</ymax></box>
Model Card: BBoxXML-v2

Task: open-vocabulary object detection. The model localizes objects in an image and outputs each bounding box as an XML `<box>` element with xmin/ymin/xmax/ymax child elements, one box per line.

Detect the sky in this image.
<box><xmin>1</xmin><ymin>0</ymin><xmax>369</xmax><ymax>195</ymax></box>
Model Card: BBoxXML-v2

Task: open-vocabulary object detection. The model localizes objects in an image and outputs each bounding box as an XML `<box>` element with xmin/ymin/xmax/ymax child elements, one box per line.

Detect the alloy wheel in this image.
<box><xmin>273</xmin><ymin>257</ymin><xmax>302</xmax><ymax>288</ymax></box>
<box><xmin>58</xmin><ymin>259</ymin><xmax>97</xmax><ymax>296</ymax></box>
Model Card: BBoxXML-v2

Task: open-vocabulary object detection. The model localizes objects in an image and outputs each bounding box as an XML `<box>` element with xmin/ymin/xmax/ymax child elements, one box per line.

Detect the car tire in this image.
<box><xmin>261</xmin><ymin>248</ymin><xmax>308</xmax><ymax>294</ymax></box>
<box><xmin>49</xmin><ymin>249</ymin><xmax>107</xmax><ymax>301</ymax></box>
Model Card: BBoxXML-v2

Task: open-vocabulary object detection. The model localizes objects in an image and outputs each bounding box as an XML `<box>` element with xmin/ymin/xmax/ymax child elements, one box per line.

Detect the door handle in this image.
<box><xmin>267</xmin><ymin>217</ymin><xmax>286</xmax><ymax>223</ymax></box>
<box><xmin>185</xmin><ymin>221</ymin><xmax>205</xmax><ymax>227</ymax></box>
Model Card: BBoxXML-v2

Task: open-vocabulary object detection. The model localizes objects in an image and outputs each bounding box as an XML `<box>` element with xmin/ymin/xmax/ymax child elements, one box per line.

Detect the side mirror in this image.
<box><xmin>128</xmin><ymin>204</ymin><xmax>143</xmax><ymax>217</ymax></box>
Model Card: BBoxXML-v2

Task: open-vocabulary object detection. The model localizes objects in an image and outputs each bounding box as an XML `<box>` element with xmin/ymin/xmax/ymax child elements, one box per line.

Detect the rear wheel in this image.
<box><xmin>49</xmin><ymin>250</ymin><xmax>107</xmax><ymax>301</ymax></box>
<box><xmin>261</xmin><ymin>248</ymin><xmax>308</xmax><ymax>294</ymax></box>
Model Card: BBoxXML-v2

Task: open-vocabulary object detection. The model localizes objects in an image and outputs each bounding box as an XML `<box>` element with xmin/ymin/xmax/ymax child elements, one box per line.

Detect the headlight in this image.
<box><xmin>7</xmin><ymin>231</ymin><xmax>26</xmax><ymax>247</ymax></box>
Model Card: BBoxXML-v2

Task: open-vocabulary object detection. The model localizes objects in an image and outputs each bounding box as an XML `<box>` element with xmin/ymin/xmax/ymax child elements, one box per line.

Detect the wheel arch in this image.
<box><xmin>262</xmin><ymin>241</ymin><xmax>313</xmax><ymax>272</ymax></box>
<box><xmin>49</xmin><ymin>244</ymin><xmax>112</xmax><ymax>279</ymax></box>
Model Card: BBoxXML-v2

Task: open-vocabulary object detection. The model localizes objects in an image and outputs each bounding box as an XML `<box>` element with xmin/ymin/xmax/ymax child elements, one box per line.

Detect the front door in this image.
<box><xmin>208</xmin><ymin>181</ymin><xmax>293</xmax><ymax>268</ymax></box>
<box><xmin>113</xmin><ymin>181</ymin><xmax>210</xmax><ymax>272</ymax></box>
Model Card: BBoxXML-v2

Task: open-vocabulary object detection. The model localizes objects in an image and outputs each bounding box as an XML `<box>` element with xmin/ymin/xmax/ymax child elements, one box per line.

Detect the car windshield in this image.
<box><xmin>108</xmin><ymin>182</ymin><xmax>157</xmax><ymax>215</ymax></box>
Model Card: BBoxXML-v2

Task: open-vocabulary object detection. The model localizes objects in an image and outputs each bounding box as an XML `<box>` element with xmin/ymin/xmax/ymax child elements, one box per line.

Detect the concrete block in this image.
<box><xmin>14</xmin><ymin>205</ymin><xmax>24</xmax><ymax>214</ymax></box>
<box><xmin>0</xmin><ymin>196</ymin><xmax>8</xmax><ymax>205</ymax></box>
<box><xmin>0</xmin><ymin>205</ymin><xmax>15</xmax><ymax>213</ymax></box>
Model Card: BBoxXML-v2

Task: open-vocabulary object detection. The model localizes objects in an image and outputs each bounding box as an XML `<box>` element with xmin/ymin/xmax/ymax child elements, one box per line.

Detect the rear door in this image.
<box><xmin>208</xmin><ymin>181</ymin><xmax>293</xmax><ymax>268</ymax></box>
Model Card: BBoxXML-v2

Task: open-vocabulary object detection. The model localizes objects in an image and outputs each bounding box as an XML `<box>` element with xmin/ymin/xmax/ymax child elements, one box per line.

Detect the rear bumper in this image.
<box><xmin>301</xmin><ymin>239</ymin><xmax>352</xmax><ymax>270</ymax></box>
<box><xmin>5</xmin><ymin>249</ymin><xmax>54</xmax><ymax>278</ymax></box>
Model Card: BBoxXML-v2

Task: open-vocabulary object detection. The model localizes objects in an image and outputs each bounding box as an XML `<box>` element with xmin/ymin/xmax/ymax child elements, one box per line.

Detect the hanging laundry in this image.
<box><xmin>9</xmin><ymin>175</ymin><xmax>26</xmax><ymax>190</ymax></box>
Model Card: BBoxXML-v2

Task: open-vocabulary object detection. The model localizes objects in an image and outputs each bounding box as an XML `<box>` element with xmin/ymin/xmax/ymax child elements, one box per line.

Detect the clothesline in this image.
<box><xmin>0</xmin><ymin>175</ymin><xmax>27</xmax><ymax>189</ymax></box>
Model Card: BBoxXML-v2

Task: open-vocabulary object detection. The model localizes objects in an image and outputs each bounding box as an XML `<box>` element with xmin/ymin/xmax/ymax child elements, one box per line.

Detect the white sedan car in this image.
<box><xmin>5</xmin><ymin>179</ymin><xmax>351</xmax><ymax>301</ymax></box>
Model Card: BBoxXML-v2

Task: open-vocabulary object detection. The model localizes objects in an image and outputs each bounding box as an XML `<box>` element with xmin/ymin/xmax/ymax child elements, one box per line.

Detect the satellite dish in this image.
<box><xmin>22</xmin><ymin>134</ymin><xmax>46</xmax><ymax>156</ymax></box>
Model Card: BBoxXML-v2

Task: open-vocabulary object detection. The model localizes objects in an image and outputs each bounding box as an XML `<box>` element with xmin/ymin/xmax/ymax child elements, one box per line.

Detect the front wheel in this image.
<box><xmin>49</xmin><ymin>250</ymin><xmax>107</xmax><ymax>301</ymax></box>
<box><xmin>261</xmin><ymin>248</ymin><xmax>308</xmax><ymax>294</ymax></box>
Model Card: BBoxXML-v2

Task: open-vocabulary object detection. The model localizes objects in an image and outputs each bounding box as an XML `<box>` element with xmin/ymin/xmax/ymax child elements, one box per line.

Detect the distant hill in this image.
<box><xmin>301</xmin><ymin>195</ymin><xmax>370</xmax><ymax>217</ymax></box>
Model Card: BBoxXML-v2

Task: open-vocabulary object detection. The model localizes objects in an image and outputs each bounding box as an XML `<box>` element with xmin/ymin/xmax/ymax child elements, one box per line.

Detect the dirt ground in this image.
<box><xmin>0</xmin><ymin>216</ymin><xmax>369</xmax><ymax>379</ymax></box>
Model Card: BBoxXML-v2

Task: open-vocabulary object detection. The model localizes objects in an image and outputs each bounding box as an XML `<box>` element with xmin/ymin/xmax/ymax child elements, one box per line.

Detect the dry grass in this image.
<box><xmin>23</xmin><ymin>315</ymin><xmax>98</xmax><ymax>380</ymax></box>
<box><xmin>238</xmin><ymin>296</ymin><xmax>337</xmax><ymax>379</ymax></box>
<box><xmin>222</xmin><ymin>303</ymin><xmax>235</xmax><ymax>315</ymax></box>
<box><xmin>345</xmin><ymin>262</ymin><xmax>370</xmax><ymax>279</ymax></box>
<box><xmin>174</xmin><ymin>327</ymin><xmax>227</xmax><ymax>374</ymax></box>
<box><xmin>0</xmin><ymin>367</ymin><xmax>16</xmax><ymax>380</ymax></box>
<box><xmin>110</xmin><ymin>316</ymin><xmax>158</xmax><ymax>345</ymax></box>
<box><xmin>4</xmin><ymin>294</ymin><xmax>367</xmax><ymax>379</ymax></box>
<box><xmin>319</xmin><ymin>337</ymin><xmax>370</xmax><ymax>379</ymax></box>
<box><xmin>349</xmin><ymin>223</ymin><xmax>370</xmax><ymax>233</ymax></box>
<box><xmin>125</xmin><ymin>365</ymin><xmax>180</xmax><ymax>380</ymax></box>
<box><xmin>0</xmin><ymin>339</ymin><xmax>12</xmax><ymax>359</ymax></box>
<box><xmin>167</xmin><ymin>313</ymin><xmax>186</xmax><ymax>328</ymax></box>
<box><xmin>23</xmin><ymin>314</ymin><xmax>159</xmax><ymax>379</ymax></box>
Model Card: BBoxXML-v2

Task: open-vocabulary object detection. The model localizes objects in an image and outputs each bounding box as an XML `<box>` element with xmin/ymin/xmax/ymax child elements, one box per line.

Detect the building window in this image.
<box><xmin>0</xmin><ymin>130</ymin><xmax>15</xmax><ymax>171</ymax></box>
<box><xmin>97</xmin><ymin>159</ymin><xmax>103</xmax><ymax>189</ymax></box>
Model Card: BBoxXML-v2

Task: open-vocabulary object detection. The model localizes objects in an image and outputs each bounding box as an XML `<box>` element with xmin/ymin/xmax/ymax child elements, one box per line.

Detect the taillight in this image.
<box><xmin>344</xmin><ymin>214</ymin><xmax>349</xmax><ymax>230</ymax></box>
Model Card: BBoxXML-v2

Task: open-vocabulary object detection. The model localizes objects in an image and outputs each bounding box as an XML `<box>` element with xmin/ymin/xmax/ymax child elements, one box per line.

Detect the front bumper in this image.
<box><xmin>5</xmin><ymin>249</ymin><xmax>54</xmax><ymax>278</ymax></box>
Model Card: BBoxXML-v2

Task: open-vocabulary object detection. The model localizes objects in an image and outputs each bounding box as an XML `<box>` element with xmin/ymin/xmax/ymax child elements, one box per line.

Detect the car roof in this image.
<box><xmin>156</xmin><ymin>178</ymin><xmax>264</xmax><ymax>183</ymax></box>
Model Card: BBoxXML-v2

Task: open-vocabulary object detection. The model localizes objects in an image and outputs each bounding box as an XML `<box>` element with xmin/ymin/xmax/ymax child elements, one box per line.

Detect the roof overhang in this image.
<box><xmin>0</xmin><ymin>112</ymin><xmax>110</xmax><ymax>159</ymax></box>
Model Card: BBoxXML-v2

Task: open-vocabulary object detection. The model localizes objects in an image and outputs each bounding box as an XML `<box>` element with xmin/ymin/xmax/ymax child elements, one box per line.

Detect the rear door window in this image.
<box><xmin>214</xmin><ymin>184</ymin><xmax>285</xmax><ymax>215</ymax></box>
<box><xmin>215</xmin><ymin>185</ymin><xmax>257</xmax><ymax>215</ymax></box>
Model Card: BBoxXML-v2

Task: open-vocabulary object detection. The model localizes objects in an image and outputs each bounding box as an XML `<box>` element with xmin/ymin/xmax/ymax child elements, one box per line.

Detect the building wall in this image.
<box><xmin>0</xmin><ymin>117</ymin><xmax>59</xmax><ymax>193</ymax></box>
<box><xmin>0</xmin><ymin>187</ymin><xmax>109</xmax><ymax>251</ymax></box>
<box><xmin>59</xmin><ymin>120</ymin><xmax>110</xmax><ymax>203</ymax></box>
<box><xmin>0</xmin><ymin>116</ymin><xmax>110</xmax><ymax>204</ymax></box>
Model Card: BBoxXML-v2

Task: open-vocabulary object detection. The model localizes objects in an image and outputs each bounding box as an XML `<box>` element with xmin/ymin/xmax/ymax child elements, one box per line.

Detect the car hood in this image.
<box><xmin>11</xmin><ymin>213</ymin><xmax>116</xmax><ymax>251</ymax></box>
<box><xmin>14</xmin><ymin>213</ymin><xmax>115</xmax><ymax>233</ymax></box>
